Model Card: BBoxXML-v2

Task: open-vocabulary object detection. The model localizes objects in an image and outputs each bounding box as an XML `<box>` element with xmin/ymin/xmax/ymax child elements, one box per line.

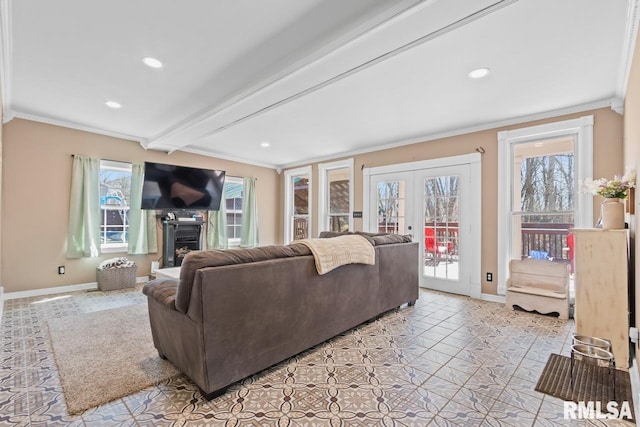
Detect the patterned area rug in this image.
<box><xmin>47</xmin><ymin>304</ymin><xmax>180</xmax><ymax>415</ymax></box>
<box><xmin>535</xmin><ymin>353</ymin><xmax>634</xmax><ymax>422</ymax></box>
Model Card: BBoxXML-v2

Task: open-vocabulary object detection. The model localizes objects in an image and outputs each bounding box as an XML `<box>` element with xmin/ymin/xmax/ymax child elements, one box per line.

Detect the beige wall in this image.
<box><xmin>1</xmin><ymin>106</ymin><xmax>624</xmax><ymax>296</ymax></box>
<box><xmin>624</xmin><ymin>29</ymin><xmax>640</xmax><ymax>356</ymax></box>
<box><xmin>286</xmin><ymin>107</ymin><xmax>623</xmax><ymax>295</ymax></box>
<box><xmin>1</xmin><ymin>118</ymin><xmax>280</xmax><ymax>293</ymax></box>
<box><xmin>0</xmin><ymin>89</ymin><xmax>3</xmax><ymax>294</ymax></box>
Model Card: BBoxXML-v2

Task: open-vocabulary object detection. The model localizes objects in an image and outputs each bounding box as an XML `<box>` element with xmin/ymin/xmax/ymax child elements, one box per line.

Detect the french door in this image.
<box><xmin>415</xmin><ymin>165</ymin><xmax>470</xmax><ymax>295</ymax></box>
<box><xmin>366</xmin><ymin>161</ymin><xmax>475</xmax><ymax>296</ymax></box>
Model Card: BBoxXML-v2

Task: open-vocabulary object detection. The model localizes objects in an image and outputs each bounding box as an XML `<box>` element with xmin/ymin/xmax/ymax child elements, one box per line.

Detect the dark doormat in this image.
<box><xmin>535</xmin><ymin>353</ymin><xmax>635</xmax><ymax>422</ymax></box>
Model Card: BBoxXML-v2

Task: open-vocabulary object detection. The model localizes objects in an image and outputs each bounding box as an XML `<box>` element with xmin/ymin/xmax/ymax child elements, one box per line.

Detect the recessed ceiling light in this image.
<box><xmin>260</xmin><ymin>141</ymin><xmax>270</xmax><ymax>148</ymax></box>
<box><xmin>143</xmin><ymin>57</ymin><xmax>163</xmax><ymax>68</ymax></box>
<box><xmin>105</xmin><ymin>101</ymin><xmax>122</xmax><ymax>109</ymax></box>
<box><xmin>468</xmin><ymin>67</ymin><xmax>490</xmax><ymax>79</ymax></box>
<box><xmin>534</xmin><ymin>142</ymin><xmax>544</xmax><ymax>147</ymax></box>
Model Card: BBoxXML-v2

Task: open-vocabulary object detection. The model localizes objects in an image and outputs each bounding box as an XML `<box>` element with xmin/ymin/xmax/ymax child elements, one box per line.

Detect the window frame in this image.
<box><xmin>284</xmin><ymin>166</ymin><xmax>312</xmax><ymax>244</ymax></box>
<box><xmin>224</xmin><ymin>176</ymin><xmax>244</xmax><ymax>247</ymax></box>
<box><xmin>497</xmin><ymin>115</ymin><xmax>593</xmax><ymax>295</ymax></box>
<box><xmin>99</xmin><ymin>160</ymin><xmax>132</xmax><ymax>253</ymax></box>
<box><xmin>318</xmin><ymin>158</ymin><xmax>354</xmax><ymax>234</ymax></box>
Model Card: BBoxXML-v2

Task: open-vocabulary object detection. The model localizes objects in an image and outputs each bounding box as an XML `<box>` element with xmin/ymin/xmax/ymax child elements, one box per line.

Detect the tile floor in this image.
<box><xmin>0</xmin><ymin>285</ymin><xmax>632</xmax><ymax>426</ymax></box>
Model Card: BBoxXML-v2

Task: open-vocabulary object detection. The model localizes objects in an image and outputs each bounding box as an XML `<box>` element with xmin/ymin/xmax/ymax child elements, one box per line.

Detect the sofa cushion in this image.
<box><xmin>319</xmin><ymin>231</ymin><xmax>412</xmax><ymax>245</ymax></box>
<box><xmin>318</xmin><ymin>231</ymin><xmax>352</xmax><ymax>238</ymax></box>
<box><xmin>318</xmin><ymin>230</ymin><xmax>377</xmax><ymax>245</ymax></box>
<box><xmin>142</xmin><ymin>278</ymin><xmax>179</xmax><ymax>309</ymax></box>
<box><xmin>174</xmin><ymin>244</ymin><xmax>312</xmax><ymax>313</ymax></box>
<box><xmin>364</xmin><ymin>233</ymin><xmax>413</xmax><ymax>245</ymax></box>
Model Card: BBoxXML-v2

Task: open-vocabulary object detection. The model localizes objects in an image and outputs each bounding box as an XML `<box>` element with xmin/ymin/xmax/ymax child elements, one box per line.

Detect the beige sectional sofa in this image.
<box><xmin>142</xmin><ymin>233</ymin><xmax>419</xmax><ymax>398</ymax></box>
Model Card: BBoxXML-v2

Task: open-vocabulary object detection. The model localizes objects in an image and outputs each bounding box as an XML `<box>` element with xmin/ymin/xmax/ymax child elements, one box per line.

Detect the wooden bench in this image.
<box><xmin>506</xmin><ymin>258</ymin><xmax>570</xmax><ymax>320</ymax></box>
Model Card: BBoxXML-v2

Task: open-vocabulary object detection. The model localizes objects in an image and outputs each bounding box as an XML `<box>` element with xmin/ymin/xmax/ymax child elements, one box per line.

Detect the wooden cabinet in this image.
<box><xmin>573</xmin><ymin>229</ymin><xmax>630</xmax><ymax>369</ymax></box>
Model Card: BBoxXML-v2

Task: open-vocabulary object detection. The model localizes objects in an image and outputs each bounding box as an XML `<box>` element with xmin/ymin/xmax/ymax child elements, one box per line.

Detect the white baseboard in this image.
<box><xmin>481</xmin><ymin>293</ymin><xmax>506</xmax><ymax>304</ymax></box>
<box><xmin>4</xmin><ymin>276</ymin><xmax>149</xmax><ymax>301</ymax></box>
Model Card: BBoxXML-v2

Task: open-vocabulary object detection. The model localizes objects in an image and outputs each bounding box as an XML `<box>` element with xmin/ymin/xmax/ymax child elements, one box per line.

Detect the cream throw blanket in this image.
<box><xmin>294</xmin><ymin>234</ymin><xmax>375</xmax><ymax>275</ymax></box>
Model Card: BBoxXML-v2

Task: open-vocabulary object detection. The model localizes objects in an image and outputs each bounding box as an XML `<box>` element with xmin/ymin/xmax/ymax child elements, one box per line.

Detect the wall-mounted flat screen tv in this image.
<box><xmin>141</xmin><ymin>162</ymin><xmax>226</xmax><ymax>210</ymax></box>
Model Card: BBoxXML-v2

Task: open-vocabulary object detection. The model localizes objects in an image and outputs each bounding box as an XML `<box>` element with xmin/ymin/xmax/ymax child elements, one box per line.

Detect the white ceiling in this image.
<box><xmin>2</xmin><ymin>0</ymin><xmax>637</xmax><ymax>169</ymax></box>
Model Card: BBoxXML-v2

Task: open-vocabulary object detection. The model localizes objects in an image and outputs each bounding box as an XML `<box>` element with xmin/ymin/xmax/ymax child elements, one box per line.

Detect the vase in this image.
<box><xmin>601</xmin><ymin>198</ymin><xmax>625</xmax><ymax>230</ymax></box>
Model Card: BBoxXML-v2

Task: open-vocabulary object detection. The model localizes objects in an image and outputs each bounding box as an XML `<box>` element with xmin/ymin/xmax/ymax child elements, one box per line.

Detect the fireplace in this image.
<box><xmin>162</xmin><ymin>220</ymin><xmax>204</xmax><ymax>267</ymax></box>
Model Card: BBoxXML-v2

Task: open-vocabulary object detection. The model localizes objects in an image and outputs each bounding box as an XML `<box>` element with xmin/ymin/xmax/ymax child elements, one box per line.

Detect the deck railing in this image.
<box><xmin>520</xmin><ymin>222</ymin><xmax>572</xmax><ymax>261</ymax></box>
<box><xmin>377</xmin><ymin>221</ymin><xmax>573</xmax><ymax>262</ymax></box>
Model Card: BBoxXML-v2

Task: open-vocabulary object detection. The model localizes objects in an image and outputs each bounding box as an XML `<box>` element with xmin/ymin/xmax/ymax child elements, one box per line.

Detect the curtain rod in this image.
<box><xmin>71</xmin><ymin>154</ymin><xmax>124</xmax><ymax>163</ymax></box>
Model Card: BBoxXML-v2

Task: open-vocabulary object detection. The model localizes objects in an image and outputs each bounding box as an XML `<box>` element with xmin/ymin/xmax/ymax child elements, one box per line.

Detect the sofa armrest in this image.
<box><xmin>142</xmin><ymin>278</ymin><xmax>179</xmax><ymax>310</ymax></box>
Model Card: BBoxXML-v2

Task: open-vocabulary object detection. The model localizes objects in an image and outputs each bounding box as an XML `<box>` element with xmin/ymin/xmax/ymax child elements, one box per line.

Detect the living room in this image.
<box><xmin>2</xmin><ymin>0</ymin><xmax>640</xmax><ymax>425</ymax></box>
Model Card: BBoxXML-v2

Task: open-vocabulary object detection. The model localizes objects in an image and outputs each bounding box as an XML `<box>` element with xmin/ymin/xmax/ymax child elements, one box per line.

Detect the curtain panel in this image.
<box><xmin>207</xmin><ymin>193</ymin><xmax>228</xmax><ymax>250</ymax></box>
<box><xmin>240</xmin><ymin>177</ymin><xmax>259</xmax><ymax>247</ymax></box>
<box><xmin>66</xmin><ymin>156</ymin><xmax>101</xmax><ymax>258</ymax></box>
<box><xmin>128</xmin><ymin>163</ymin><xmax>158</xmax><ymax>254</ymax></box>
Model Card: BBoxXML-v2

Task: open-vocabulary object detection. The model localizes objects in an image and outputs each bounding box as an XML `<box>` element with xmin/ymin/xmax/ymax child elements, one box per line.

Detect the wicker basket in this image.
<box><xmin>96</xmin><ymin>266</ymin><xmax>137</xmax><ymax>291</ymax></box>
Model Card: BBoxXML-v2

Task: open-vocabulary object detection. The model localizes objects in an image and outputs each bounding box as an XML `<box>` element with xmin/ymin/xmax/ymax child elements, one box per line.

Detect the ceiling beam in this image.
<box><xmin>151</xmin><ymin>0</ymin><xmax>520</xmax><ymax>154</ymax></box>
<box><xmin>144</xmin><ymin>0</ymin><xmax>429</xmax><ymax>150</ymax></box>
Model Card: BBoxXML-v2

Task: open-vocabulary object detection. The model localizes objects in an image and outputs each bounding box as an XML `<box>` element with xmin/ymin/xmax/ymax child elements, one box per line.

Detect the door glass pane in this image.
<box><xmin>292</xmin><ymin>175</ymin><xmax>309</xmax><ymax>239</ymax></box>
<box><xmin>376</xmin><ymin>181</ymin><xmax>405</xmax><ymax>234</ymax></box>
<box><xmin>423</xmin><ymin>175</ymin><xmax>459</xmax><ymax>281</ymax></box>
<box><xmin>328</xmin><ymin>168</ymin><xmax>350</xmax><ymax>232</ymax></box>
<box><xmin>293</xmin><ymin>177</ymin><xmax>309</xmax><ymax>215</ymax></box>
<box><xmin>512</xmin><ymin>137</ymin><xmax>575</xmax><ymax>272</ymax></box>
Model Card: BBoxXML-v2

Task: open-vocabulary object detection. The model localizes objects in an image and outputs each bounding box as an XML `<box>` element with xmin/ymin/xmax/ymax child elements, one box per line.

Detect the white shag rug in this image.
<box><xmin>48</xmin><ymin>303</ymin><xmax>180</xmax><ymax>414</ymax></box>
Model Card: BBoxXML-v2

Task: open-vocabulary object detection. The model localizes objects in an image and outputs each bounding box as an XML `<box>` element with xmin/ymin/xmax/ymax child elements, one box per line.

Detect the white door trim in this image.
<box><xmin>496</xmin><ymin>115</ymin><xmax>594</xmax><ymax>295</ymax></box>
<box><xmin>363</xmin><ymin>153</ymin><xmax>481</xmax><ymax>299</ymax></box>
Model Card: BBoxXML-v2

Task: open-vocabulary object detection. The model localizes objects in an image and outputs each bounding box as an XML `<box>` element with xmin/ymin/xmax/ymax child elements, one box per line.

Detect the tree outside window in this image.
<box><xmin>100</xmin><ymin>160</ymin><xmax>132</xmax><ymax>250</ymax></box>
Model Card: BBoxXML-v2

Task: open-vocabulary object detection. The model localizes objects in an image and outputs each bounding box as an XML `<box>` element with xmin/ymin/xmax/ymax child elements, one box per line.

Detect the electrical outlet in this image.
<box><xmin>486</xmin><ymin>272</ymin><xmax>493</xmax><ymax>282</ymax></box>
<box><xmin>58</xmin><ymin>266</ymin><xmax>65</xmax><ymax>275</ymax></box>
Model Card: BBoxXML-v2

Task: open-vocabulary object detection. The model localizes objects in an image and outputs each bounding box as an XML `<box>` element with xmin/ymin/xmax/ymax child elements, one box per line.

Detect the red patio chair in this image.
<box><xmin>566</xmin><ymin>232</ymin><xmax>574</xmax><ymax>273</ymax></box>
<box><xmin>425</xmin><ymin>227</ymin><xmax>452</xmax><ymax>265</ymax></box>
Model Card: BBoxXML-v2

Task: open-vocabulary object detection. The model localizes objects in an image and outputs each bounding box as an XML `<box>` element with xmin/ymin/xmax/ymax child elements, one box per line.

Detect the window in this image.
<box><xmin>99</xmin><ymin>160</ymin><xmax>132</xmax><ymax>251</ymax></box>
<box><xmin>284</xmin><ymin>166</ymin><xmax>312</xmax><ymax>244</ymax></box>
<box><xmin>497</xmin><ymin>115</ymin><xmax>593</xmax><ymax>294</ymax></box>
<box><xmin>224</xmin><ymin>177</ymin><xmax>244</xmax><ymax>245</ymax></box>
<box><xmin>318</xmin><ymin>159</ymin><xmax>353</xmax><ymax>233</ymax></box>
<box><xmin>514</xmin><ymin>139</ymin><xmax>575</xmax><ymax>262</ymax></box>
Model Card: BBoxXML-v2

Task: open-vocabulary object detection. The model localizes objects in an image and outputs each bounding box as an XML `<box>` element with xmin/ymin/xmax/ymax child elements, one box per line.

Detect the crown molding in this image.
<box><xmin>612</xmin><ymin>97</ymin><xmax>625</xmax><ymax>115</ymax></box>
<box><xmin>278</xmin><ymin>98</ymin><xmax>614</xmax><ymax>170</ymax></box>
<box><xmin>0</xmin><ymin>0</ymin><xmax>12</xmax><ymax>122</ymax></box>
<box><xmin>12</xmin><ymin>110</ymin><xmax>146</xmax><ymax>143</ymax></box>
<box><xmin>616</xmin><ymin>0</ymin><xmax>640</xmax><ymax>105</ymax></box>
<box><xmin>12</xmin><ymin>109</ymin><xmax>275</xmax><ymax>169</ymax></box>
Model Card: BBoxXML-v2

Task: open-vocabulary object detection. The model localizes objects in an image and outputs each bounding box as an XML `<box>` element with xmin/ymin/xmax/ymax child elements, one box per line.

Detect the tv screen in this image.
<box><xmin>141</xmin><ymin>162</ymin><xmax>226</xmax><ymax>210</ymax></box>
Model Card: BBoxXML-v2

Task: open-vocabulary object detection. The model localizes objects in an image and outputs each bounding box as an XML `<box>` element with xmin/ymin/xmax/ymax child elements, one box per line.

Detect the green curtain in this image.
<box><xmin>128</xmin><ymin>163</ymin><xmax>158</xmax><ymax>254</ymax></box>
<box><xmin>240</xmin><ymin>177</ymin><xmax>259</xmax><ymax>248</ymax></box>
<box><xmin>207</xmin><ymin>195</ymin><xmax>228</xmax><ymax>250</ymax></box>
<box><xmin>66</xmin><ymin>156</ymin><xmax>101</xmax><ymax>258</ymax></box>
